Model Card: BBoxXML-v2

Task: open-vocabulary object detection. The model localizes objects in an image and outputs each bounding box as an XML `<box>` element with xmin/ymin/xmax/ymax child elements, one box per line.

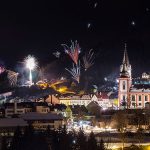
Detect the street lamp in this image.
<box><xmin>25</xmin><ymin>55</ymin><xmax>37</xmax><ymax>85</ymax></box>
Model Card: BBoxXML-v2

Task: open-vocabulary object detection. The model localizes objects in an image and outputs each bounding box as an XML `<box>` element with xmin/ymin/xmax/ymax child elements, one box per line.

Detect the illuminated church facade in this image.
<box><xmin>118</xmin><ymin>45</ymin><xmax>150</xmax><ymax>109</ymax></box>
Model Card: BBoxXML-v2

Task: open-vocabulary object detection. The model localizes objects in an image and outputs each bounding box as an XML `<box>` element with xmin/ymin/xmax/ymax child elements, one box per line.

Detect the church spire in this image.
<box><xmin>120</xmin><ymin>43</ymin><xmax>131</xmax><ymax>78</ymax></box>
<box><xmin>122</xmin><ymin>43</ymin><xmax>130</xmax><ymax>66</ymax></box>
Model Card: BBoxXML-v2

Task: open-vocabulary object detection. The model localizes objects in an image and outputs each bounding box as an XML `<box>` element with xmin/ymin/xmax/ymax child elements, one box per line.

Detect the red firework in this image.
<box><xmin>62</xmin><ymin>41</ymin><xmax>81</xmax><ymax>65</ymax></box>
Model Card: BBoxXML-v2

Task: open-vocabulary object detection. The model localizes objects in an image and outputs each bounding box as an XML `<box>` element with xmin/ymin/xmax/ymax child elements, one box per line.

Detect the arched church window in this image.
<box><xmin>123</xmin><ymin>81</ymin><xmax>126</xmax><ymax>90</ymax></box>
<box><xmin>139</xmin><ymin>95</ymin><xmax>141</xmax><ymax>101</ymax></box>
<box><xmin>145</xmin><ymin>95</ymin><xmax>148</xmax><ymax>101</ymax></box>
<box><xmin>123</xmin><ymin>95</ymin><xmax>126</xmax><ymax>101</ymax></box>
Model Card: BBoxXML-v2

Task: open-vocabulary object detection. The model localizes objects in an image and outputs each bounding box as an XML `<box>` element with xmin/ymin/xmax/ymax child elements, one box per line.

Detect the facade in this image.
<box><xmin>97</xmin><ymin>92</ymin><xmax>112</xmax><ymax>109</ymax></box>
<box><xmin>59</xmin><ymin>94</ymin><xmax>115</xmax><ymax>109</ymax></box>
<box><xmin>59</xmin><ymin>96</ymin><xmax>71</xmax><ymax>106</ymax></box>
<box><xmin>118</xmin><ymin>45</ymin><xmax>150</xmax><ymax>109</ymax></box>
<box><xmin>5</xmin><ymin>102</ymin><xmax>32</xmax><ymax>117</ymax></box>
<box><xmin>59</xmin><ymin>95</ymin><xmax>91</xmax><ymax>106</ymax></box>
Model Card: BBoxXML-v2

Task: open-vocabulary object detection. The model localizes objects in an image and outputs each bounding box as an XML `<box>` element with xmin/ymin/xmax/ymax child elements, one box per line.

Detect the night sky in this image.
<box><xmin>0</xmin><ymin>0</ymin><xmax>150</xmax><ymax>81</ymax></box>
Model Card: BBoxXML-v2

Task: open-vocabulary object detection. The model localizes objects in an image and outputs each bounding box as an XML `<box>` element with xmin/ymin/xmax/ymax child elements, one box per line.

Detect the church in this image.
<box><xmin>118</xmin><ymin>45</ymin><xmax>150</xmax><ymax>109</ymax></box>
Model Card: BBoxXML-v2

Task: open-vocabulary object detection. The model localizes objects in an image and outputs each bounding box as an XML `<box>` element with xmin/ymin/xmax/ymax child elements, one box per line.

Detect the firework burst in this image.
<box><xmin>24</xmin><ymin>55</ymin><xmax>38</xmax><ymax>70</ymax></box>
<box><xmin>65</xmin><ymin>62</ymin><xmax>80</xmax><ymax>83</ymax></box>
<box><xmin>82</xmin><ymin>49</ymin><xmax>94</xmax><ymax>71</ymax></box>
<box><xmin>0</xmin><ymin>67</ymin><xmax>5</xmax><ymax>74</ymax></box>
<box><xmin>62</xmin><ymin>41</ymin><xmax>81</xmax><ymax>65</ymax></box>
<box><xmin>7</xmin><ymin>70</ymin><xmax>19</xmax><ymax>86</ymax></box>
<box><xmin>24</xmin><ymin>55</ymin><xmax>38</xmax><ymax>85</ymax></box>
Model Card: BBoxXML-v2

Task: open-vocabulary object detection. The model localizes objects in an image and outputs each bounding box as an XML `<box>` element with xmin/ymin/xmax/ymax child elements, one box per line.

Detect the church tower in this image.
<box><xmin>118</xmin><ymin>44</ymin><xmax>132</xmax><ymax>109</ymax></box>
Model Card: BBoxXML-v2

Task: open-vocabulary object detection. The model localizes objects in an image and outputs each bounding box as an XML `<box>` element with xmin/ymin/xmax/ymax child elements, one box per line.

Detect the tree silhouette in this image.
<box><xmin>59</xmin><ymin>125</ymin><xmax>73</xmax><ymax>150</ymax></box>
<box><xmin>87</xmin><ymin>132</ymin><xmax>98</xmax><ymax>150</ymax></box>
<box><xmin>76</xmin><ymin>128</ymin><xmax>87</xmax><ymax>150</ymax></box>
<box><xmin>1</xmin><ymin>136</ymin><xmax>8</xmax><ymax>150</ymax></box>
<box><xmin>99</xmin><ymin>139</ymin><xmax>105</xmax><ymax>150</ymax></box>
<box><xmin>10</xmin><ymin>126</ymin><xmax>22</xmax><ymax>150</ymax></box>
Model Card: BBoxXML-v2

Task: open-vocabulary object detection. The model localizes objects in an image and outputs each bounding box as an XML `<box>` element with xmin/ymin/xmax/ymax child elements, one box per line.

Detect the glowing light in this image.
<box><xmin>116</xmin><ymin>79</ymin><xmax>119</xmax><ymax>83</ymax></box>
<box><xmin>131</xmin><ymin>21</ymin><xmax>135</xmax><ymax>26</ymax></box>
<box><xmin>87</xmin><ymin>23</ymin><xmax>91</xmax><ymax>28</ymax></box>
<box><xmin>94</xmin><ymin>3</ymin><xmax>98</xmax><ymax>8</ymax></box>
<box><xmin>146</xmin><ymin>8</ymin><xmax>149</xmax><ymax>12</ymax></box>
<box><xmin>104</xmin><ymin>77</ymin><xmax>107</xmax><ymax>81</ymax></box>
<box><xmin>57</xmin><ymin>87</ymin><xmax>68</xmax><ymax>93</ymax></box>
<box><xmin>72</xmin><ymin>140</ymin><xmax>76</xmax><ymax>144</ymax></box>
<box><xmin>53</xmin><ymin>51</ymin><xmax>61</xmax><ymax>58</ymax></box>
<box><xmin>112</xmin><ymin>145</ymin><xmax>118</xmax><ymax>149</ymax></box>
<box><xmin>79</xmin><ymin>121</ymin><xmax>83</xmax><ymax>126</ymax></box>
<box><xmin>24</xmin><ymin>55</ymin><xmax>37</xmax><ymax>85</ymax></box>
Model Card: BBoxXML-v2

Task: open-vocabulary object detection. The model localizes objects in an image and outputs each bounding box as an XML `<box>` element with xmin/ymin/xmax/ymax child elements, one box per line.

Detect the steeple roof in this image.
<box><xmin>122</xmin><ymin>43</ymin><xmax>130</xmax><ymax>66</ymax></box>
<box><xmin>120</xmin><ymin>43</ymin><xmax>131</xmax><ymax>78</ymax></box>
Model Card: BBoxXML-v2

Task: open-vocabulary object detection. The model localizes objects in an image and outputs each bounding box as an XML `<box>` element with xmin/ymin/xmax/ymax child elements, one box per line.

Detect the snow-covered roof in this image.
<box><xmin>0</xmin><ymin>92</ymin><xmax>12</xmax><ymax>97</ymax></box>
<box><xmin>59</xmin><ymin>96</ymin><xmax>71</xmax><ymax>100</ymax></box>
<box><xmin>97</xmin><ymin>92</ymin><xmax>109</xmax><ymax>99</ymax></box>
<box><xmin>130</xmin><ymin>84</ymin><xmax>150</xmax><ymax>93</ymax></box>
<box><xmin>80</xmin><ymin>94</ymin><xmax>91</xmax><ymax>100</ymax></box>
<box><xmin>0</xmin><ymin>118</ymin><xmax>28</xmax><ymax>127</ymax></box>
<box><xmin>130</xmin><ymin>88</ymin><xmax>150</xmax><ymax>93</ymax></box>
<box><xmin>70</xmin><ymin>95</ymin><xmax>80</xmax><ymax>99</ymax></box>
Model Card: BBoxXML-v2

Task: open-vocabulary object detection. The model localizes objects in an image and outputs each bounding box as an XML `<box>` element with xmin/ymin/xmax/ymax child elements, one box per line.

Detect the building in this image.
<box><xmin>20</xmin><ymin>112</ymin><xmax>63</xmax><ymax>129</ymax></box>
<box><xmin>59</xmin><ymin>93</ymin><xmax>116</xmax><ymax>109</ymax></box>
<box><xmin>4</xmin><ymin>102</ymin><xmax>50</xmax><ymax>117</ymax></box>
<box><xmin>0</xmin><ymin>118</ymin><xmax>28</xmax><ymax>135</ymax></box>
<box><xmin>0</xmin><ymin>91</ymin><xmax>12</xmax><ymax>104</ymax></box>
<box><xmin>59</xmin><ymin>96</ymin><xmax>71</xmax><ymax>106</ymax></box>
<box><xmin>59</xmin><ymin>95</ymin><xmax>91</xmax><ymax>106</ymax></box>
<box><xmin>97</xmin><ymin>92</ymin><xmax>112</xmax><ymax>109</ymax></box>
<box><xmin>45</xmin><ymin>95</ymin><xmax>60</xmax><ymax>104</ymax></box>
<box><xmin>118</xmin><ymin>45</ymin><xmax>150</xmax><ymax>109</ymax></box>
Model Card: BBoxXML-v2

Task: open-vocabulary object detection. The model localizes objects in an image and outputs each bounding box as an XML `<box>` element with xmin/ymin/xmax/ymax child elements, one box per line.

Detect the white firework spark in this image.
<box><xmin>87</xmin><ymin>23</ymin><xmax>91</xmax><ymax>28</ymax></box>
<box><xmin>82</xmin><ymin>49</ymin><xmax>94</xmax><ymax>71</ymax></box>
<box><xmin>24</xmin><ymin>55</ymin><xmax>38</xmax><ymax>70</ymax></box>
<box><xmin>94</xmin><ymin>2</ymin><xmax>98</xmax><ymax>8</ymax></box>
<box><xmin>24</xmin><ymin>55</ymin><xmax>38</xmax><ymax>85</ymax></box>
<box><xmin>53</xmin><ymin>51</ymin><xmax>61</xmax><ymax>58</ymax></box>
<box><xmin>65</xmin><ymin>62</ymin><xmax>80</xmax><ymax>83</ymax></box>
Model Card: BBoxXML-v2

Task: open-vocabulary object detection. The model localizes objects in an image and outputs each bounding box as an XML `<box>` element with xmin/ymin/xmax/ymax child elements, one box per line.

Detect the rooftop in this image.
<box><xmin>20</xmin><ymin>112</ymin><xmax>63</xmax><ymax>120</ymax></box>
<box><xmin>0</xmin><ymin>118</ymin><xmax>28</xmax><ymax>127</ymax></box>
